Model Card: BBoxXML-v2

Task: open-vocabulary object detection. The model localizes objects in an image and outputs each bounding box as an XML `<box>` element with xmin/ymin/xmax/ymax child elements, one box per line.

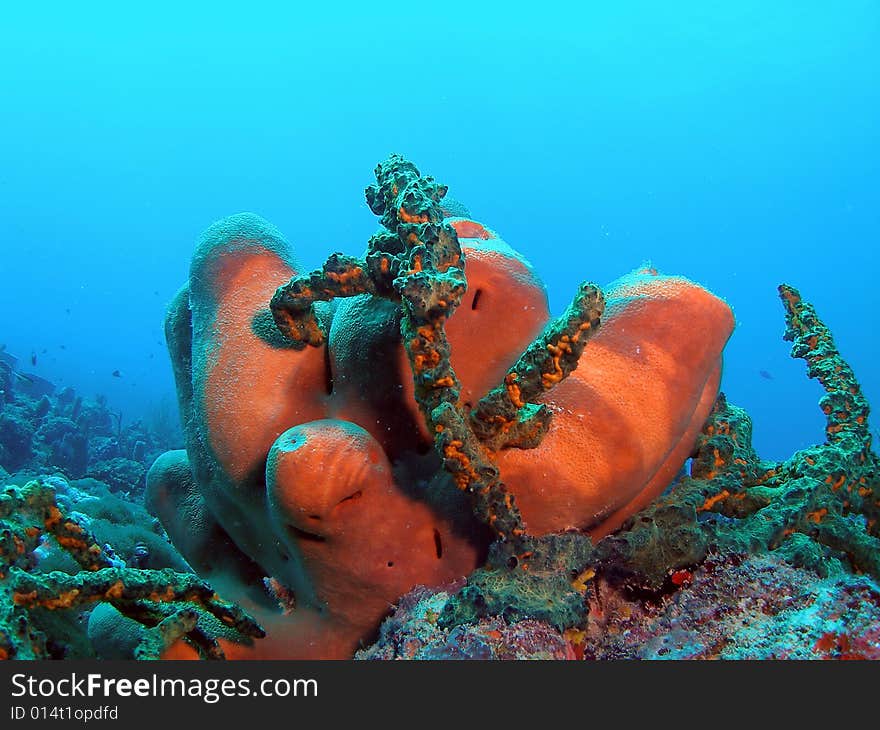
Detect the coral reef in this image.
<box><xmin>357</xmin><ymin>582</ymin><xmax>575</xmax><ymax>660</ymax></box>
<box><xmin>359</xmin><ymin>551</ymin><xmax>880</xmax><ymax>660</ymax></box>
<box><xmin>8</xmin><ymin>154</ymin><xmax>872</xmax><ymax>662</ymax></box>
<box><xmin>86</xmin><ymin>458</ymin><xmax>147</xmax><ymax>494</ymax></box>
<box><xmin>0</xmin><ymin>478</ymin><xmax>263</xmax><ymax>659</ymax></box>
<box><xmin>149</xmin><ymin>154</ymin><xmax>733</xmax><ymax>658</ymax></box>
<box><xmin>360</xmin><ymin>283</ymin><xmax>880</xmax><ymax>659</ymax></box>
<box><xmin>272</xmin><ymin>155</ymin><xmax>605</xmax><ymax>544</ymax></box>
<box><xmin>0</xmin><ymin>364</ymin><xmax>180</xmax><ymax>495</ymax></box>
<box><xmin>582</xmin><ymin>552</ymin><xmax>880</xmax><ymax>659</ymax></box>
<box><xmin>594</xmin><ymin>284</ymin><xmax>880</xmax><ymax>590</ymax></box>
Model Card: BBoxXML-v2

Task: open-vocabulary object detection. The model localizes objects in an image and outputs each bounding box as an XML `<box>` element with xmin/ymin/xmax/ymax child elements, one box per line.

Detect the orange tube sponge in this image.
<box><xmin>496</xmin><ymin>267</ymin><xmax>734</xmax><ymax>538</ymax></box>
<box><xmin>263</xmin><ymin>419</ymin><xmax>481</xmax><ymax>656</ymax></box>
<box><xmin>150</xmin><ymin>197</ymin><xmax>735</xmax><ymax>657</ymax></box>
<box><xmin>445</xmin><ymin>220</ymin><xmax>551</xmax><ymax>409</ymax></box>
<box><xmin>181</xmin><ymin>214</ymin><xmax>331</xmax><ymax>596</ymax></box>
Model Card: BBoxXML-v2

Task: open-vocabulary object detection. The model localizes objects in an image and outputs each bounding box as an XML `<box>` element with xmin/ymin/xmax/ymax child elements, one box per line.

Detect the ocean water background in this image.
<box><xmin>0</xmin><ymin>2</ymin><xmax>876</xmax><ymax>462</ymax></box>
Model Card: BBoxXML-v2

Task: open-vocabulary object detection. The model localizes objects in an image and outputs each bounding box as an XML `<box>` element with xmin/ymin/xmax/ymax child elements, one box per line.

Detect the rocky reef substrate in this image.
<box><xmin>0</xmin><ymin>353</ymin><xmax>180</xmax><ymax>495</ymax></box>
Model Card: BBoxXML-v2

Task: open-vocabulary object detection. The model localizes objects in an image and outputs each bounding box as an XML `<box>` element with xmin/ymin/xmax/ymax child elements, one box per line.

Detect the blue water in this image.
<box><xmin>1</xmin><ymin>2</ymin><xmax>877</xmax><ymax>461</ymax></box>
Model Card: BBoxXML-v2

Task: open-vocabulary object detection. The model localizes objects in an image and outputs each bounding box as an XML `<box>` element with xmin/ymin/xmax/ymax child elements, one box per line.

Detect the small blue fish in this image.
<box><xmin>759</xmin><ymin>369</ymin><xmax>774</xmax><ymax>381</ymax></box>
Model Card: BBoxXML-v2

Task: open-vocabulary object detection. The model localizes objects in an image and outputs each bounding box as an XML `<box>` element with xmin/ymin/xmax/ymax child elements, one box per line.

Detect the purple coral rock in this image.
<box><xmin>583</xmin><ymin>552</ymin><xmax>880</xmax><ymax>660</ymax></box>
<box><xmin>358</xmin><ymin>581</ymin><xmax>573</xmax><ymax>660</ymax></box>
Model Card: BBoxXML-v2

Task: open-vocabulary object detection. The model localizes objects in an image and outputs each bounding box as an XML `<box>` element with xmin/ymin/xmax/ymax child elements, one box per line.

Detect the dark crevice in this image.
<box><xmin>336</xmin><ymin>490</ymin><xmax>363</xmax><ymax>507</ymax></box>
<box><xmin>471</xmin><ymin>288</ymin><xmax>483</xmax><ymax>310</ymax></box>
<box><xmin>323</xmin><ymin>344</ymin><xmax>334</xmax><ymax>395</ymax></box>
<box><xmin>433</xmin><ymin>528</ymin><xmax>443</xmax><ymax>559</ymax></box>
<box><xmin>287</xmin><ymin>524</ymin><xmax>326</xmax><ymax>543</ymax></box>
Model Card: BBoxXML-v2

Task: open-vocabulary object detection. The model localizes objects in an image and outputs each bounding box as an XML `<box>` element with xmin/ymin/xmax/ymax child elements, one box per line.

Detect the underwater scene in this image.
<box><xmin>1</xmin><ymin>3</ymin><xmax>878</xmax><ymax>660</ymax></box>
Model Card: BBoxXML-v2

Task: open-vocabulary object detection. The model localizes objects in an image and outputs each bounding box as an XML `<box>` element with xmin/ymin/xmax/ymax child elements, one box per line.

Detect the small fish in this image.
<box><xmin>759</xmin><ymin>369</ymin><xmax>774</xmax><ymax>380</ymax></box>
<box><xmin>65</xmin><ymin>308</ymin><xmax>71</xmax><ymax>314</ymax></box>
<box><xmin>60</xmin><ymin>344</ymin><xmax>66</xmax><ymax>350</ymax></box>
<box><xmin>128</xmin><ymin>541</ymin><xmax>150</xmax><ymax>569</ymax></box>
<box><xmin>31</xmin><ymin>352</ymin><xmax>37</xmax><ymax>366</ymax></box>
<box><xmin>112</xmin><ymin>370</ymin><xmax>122</xmax><ymax>378</ymax></box>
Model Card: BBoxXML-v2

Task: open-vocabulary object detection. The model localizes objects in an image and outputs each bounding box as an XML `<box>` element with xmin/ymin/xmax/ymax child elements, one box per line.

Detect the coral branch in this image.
<box><xmin>0</xmin><ymin>479</ymin><xmax>264</xmax><ymax>659</ymax></box>
<box><xmin>268</xmin><ymin>153</ymin><xmax>604</xmax><ymax>550</ymax></box>
<box><xmin>594</xmin><ymin>286</ymin><xmax>880</xmax><ymax>590</ymax></box>
<box><xmin>779</xmin><ymin>283</ymin><xmax>871</xmax><ymax>446</ymax></box>
<box><xmin>471</xmin><ymin>281</ymin><xmax>605</xmax><ymax>450</ymax></box>
<box><xmin>133</xmin><ymin>608</ymin><xmax>200</xmax><ymax>660</ymax></box>
<box><xmin>432</xmin><ymin>402</ymin><xmax>522</xmax><ymax>541</ymax></box>
<box><xmin>271</xmin><ymin>253</ymin><xmax>376</xmax><ymax>346</ymax></box>
<box><xmin>10</xmin><ymin>566</ymin><xmax>264</xmax><ymax>638</ymax></box>
<box><xmin>0</xmin><ymin>481</ymin><xmax>113</xmax><ymax>572</ymax></box>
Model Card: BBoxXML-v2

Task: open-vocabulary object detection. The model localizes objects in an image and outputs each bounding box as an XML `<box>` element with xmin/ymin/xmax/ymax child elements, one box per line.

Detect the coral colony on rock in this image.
<box><xmin>1</xmin><ymin>155</ymin><xmax>878</xmax><ymax>660</ymax></box>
